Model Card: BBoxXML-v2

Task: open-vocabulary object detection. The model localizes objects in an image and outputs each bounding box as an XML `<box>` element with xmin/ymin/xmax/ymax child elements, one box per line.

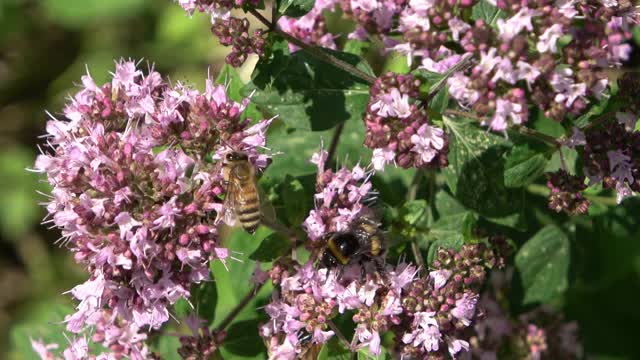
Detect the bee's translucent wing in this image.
<box><xmin>222</xmin><ymin>180</ymin><xmax>239</xmax><ymax>226</ymax></box>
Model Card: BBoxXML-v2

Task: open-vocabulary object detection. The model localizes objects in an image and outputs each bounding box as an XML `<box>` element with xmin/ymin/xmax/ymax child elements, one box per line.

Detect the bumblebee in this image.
<box><xmin>222</xmin><ymin>151</ymin><xmax>261</xmax><ymax>234</ymax></box>
<box><xmin>320</xmin><ymin>216</ymin><xmax>386</xmax><ymax>269</ymax></box>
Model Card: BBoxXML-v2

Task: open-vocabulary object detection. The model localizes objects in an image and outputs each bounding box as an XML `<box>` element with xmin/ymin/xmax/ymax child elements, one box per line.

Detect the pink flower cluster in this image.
<box><xmin>276</xmin><ymin>0</ymin><xmax>637</xmax><ymax>132</ymax></box>
<box><xmin>260</xmin><ymin>242</ymin><xmax>503</xmax><ymax>359</ymax></box>
<box><xmin>364</xmin><ymin>72</ymin><xmax>449</xmax><ymax>171</ymax></box>
<box><xmin>32</xmin><ymin>60</ymin><xmax>272</xmax><ymax>358</ymax></box>
<box><xmin>176</xmin><ymin>0</ymin><xmax>266</xmax><ymax>66</ymax></box>
<box><xmin>303</xmin><ymin>146</ymin><xmax>375</xmax><ymax>241</ymax></box>
<box><xmin>472</xmin><ymin>270</ymin><xmax>584</xmax><ymax>359</ymax></box>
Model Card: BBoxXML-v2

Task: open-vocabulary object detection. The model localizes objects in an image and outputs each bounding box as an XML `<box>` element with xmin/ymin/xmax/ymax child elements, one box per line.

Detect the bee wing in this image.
<box><xmin>300</xmin><ymin>344</ymin><xmax>323</xmax><ymax>360</ymax></box>
<box><xmin>222</xmin><ymin>180</ymin><xmax>240</xmax><ymax>226</ymax></box>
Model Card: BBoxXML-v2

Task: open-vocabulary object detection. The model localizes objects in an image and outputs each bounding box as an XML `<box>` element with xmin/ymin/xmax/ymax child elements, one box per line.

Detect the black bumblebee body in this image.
<box><xmin>320</xmin><ymin>217</ymin><xmax>386</xmax><ymax>269</ymax></box>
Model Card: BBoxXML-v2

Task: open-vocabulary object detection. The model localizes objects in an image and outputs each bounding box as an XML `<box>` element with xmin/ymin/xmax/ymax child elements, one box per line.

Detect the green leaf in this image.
<box><xmin>575</xmin><ymin>96</ymin><xmax>610</xmax><ymax>128</ymax></box>
<box><xmin>434</xmin><ymin>190</ymin><xmax>467</xmax><ymax>217</ymax></box>
<box><xmin>153</xmin><ymin>336</ymin><xmax>181</xmax><ymax>360</ymax></box>
<box><xmin>442</xmin><ymin>118</ymin><xmax>522</xmax><ymax>218</ymax></box>
<box><xmin>358</xmin><ymin>347</ymin><xmax>391</xmax><ymax>359</ymax></box>
<box><xmin>261</xmin><ymin>112</ymin><xmax>368</xmax><ymax>183</ymax></box>
<box><xmin>428</xmin><ymin>85</ymin><xmax>449</xmax><ymax>115</ymax></box>
<box><xmin>344</xmin><ymin>39</ymin><xmax>371</xmax><ymax>57</ymax></box>
<box><xmin>399</xmin><ymin>200</ymin><xmax>430</xmax><ymax>227</ymax></box>
<box><xmin>222</xmin><ymin>319</ymin><xmax>265</xmax><ymax>357</ymax></box>
<box><xmin>211</xmin><ymin>228</ymin><xmax>273</xmax><ymax>329</ymax></box>
<box><xmin>42</xmin><ymin>0</ymin><xmax>146</xmax><ymax>28</ymax></box>
<box><xmin>192</xmin><ymin>282</ymin><xmax>218</xmax><ymax>324</ymax></box>
<box><xmin>471</xmin><ymin>0</ymin><xmax>507</xmax><ymax>27</ymax></box>
<box><xmin>249</xmin><ymin>232</ymin><xmax>291</xmax><ymax>261</ymax></box>
<box><xmin>281</xmin><ymin>174</ymin><xmax>315</xmax><ymax>225</ymax></box>
<box><xmin>244</xmin><ymin>42</ymin><xmax>373</xmax><ymax>131</ymax></box>
<box><xmin>504</xmin><ymin>146</ymin><xmax>548</xmax><ymax>188</ymax></box>
<box><xmin>278</xmin><ymin>0</ymin><xmax>315</xmax><ymax>18</ymax></box>
<box><xmin>633</xmin><ymin>25</ymin><xmax>640</xmax><ymax>45</ymax></box>
<box><xmin>430</xmin><ymin>212</ymin><xmax>477</xmax><ymax>242</ymax></box>
<box><xmin>515</xmin><ymin>225</ymin><xmax>570</xmax><ymax>305</ymax></box>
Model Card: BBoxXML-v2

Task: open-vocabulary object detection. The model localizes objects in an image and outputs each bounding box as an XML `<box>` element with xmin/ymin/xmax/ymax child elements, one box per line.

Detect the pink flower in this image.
<box><xmin>537</xmin><ymin>24</ymin><xmax>564</xmax><ymax>53</ymax></box>
<box><xmin>429</xmin><ymin>269</ymin><xmax>451</xmax><ymax>290</ymax></box>
<box><xmin>497</xmin><ymin>8</ymin><xmax>540</xmax><ymax>41</ymax></box>
<box><xmin>372</xmin><ymin>147</ymin><xmax>396</xmax><ymax>171</ymax></box>
<box><xmin>402</xmin><ymin>312</ymin><xmax>442</xmax><ymax>352</ymax></box>
<box><xmin>451</xmin><ymin>293</ymin><xmax>478</xmax><ymax>326</ymax></box>
<box><xmin>410</xmin><ymin>124</ymin><xmax>445</xmax><ymax>163</ymax></box>
<box><xmin>370</xmin><ymin>88</ymin><xmax>412</xmax><ymax>118</ymax></box>
<box><xmin>447</xmin><ymin>338</ymin><xmax>470</xmax><ymax>358</ymax></box>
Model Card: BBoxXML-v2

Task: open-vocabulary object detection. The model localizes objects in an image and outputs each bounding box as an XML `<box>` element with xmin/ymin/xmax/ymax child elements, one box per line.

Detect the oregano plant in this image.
<box><xmin>27</xmin><ymin>0</ymin><xmax>640</xmax><ymax>359</ymax></box>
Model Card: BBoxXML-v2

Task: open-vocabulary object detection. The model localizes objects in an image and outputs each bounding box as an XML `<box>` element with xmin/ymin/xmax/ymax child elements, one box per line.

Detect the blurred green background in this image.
<box><xmin>0</xmin><ymin>0</ymin><xmax>246</xmax><ymax>358</ymax></box>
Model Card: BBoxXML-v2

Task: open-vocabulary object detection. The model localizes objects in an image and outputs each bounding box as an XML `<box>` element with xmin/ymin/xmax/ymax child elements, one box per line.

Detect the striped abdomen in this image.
<box><xmin>234</xmin><ymin>175</ymin><xmax>261</xmax><ymax>233</ymax></box>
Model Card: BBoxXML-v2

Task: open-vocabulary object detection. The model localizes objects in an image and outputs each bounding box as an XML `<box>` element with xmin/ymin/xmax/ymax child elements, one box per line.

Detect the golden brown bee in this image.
<box><xmin>320</xmin><ymin>216</ymin><xmax>386</xmax><ymax>269</ymax></box>
<box><xmin>222</xmin><ymin>151</ymin><xmax>261</xmax><ymax>234</ymax></box>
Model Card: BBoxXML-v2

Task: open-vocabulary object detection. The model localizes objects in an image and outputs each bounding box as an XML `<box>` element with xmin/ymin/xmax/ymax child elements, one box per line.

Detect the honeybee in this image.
<box><xmin>296</xmin><ymin>329</ymin><xmax>323</xmax><ymax>360</ymax></box>
<box><xmin>320</xmin><ymin>216</ymin><xmax>386</xmax><ymax>269</ymax></box>
<box><xmin>222</xmin><ymin>151</ymin><xmax>261</xmax><ymax>234</ymax></box>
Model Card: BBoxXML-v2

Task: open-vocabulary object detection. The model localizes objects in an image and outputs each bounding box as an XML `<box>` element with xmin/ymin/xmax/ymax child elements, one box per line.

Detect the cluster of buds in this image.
<box><xmin>303</xmin><ymin>146</ymin><xmax>375</xmax><ymax>241</ymax></box>
<box><xmin>176</xmin><ymin>0</ymin><xmax>266</xmax><ymax>67</ymax></box>
<box><xmin>471</xmin><ymin>270</ymin><xmax>584</xmax><ymax>360</ymax></box>
<box><xmin>178</xmin><ymin>316</ymin><xmax>227</xmax><ymax>360</ymax></box>
<box><xmin>365</xmin><ymin>72</ymin><xmax>449</xmax><ymax>171</ymax></box>
<box><xmin>260</xmin><ymin>241</ymin><xmax>504</xmax><ymax>359</ymax></box>
<box><xmin>32</xmin><ymin>60</ymin><xmax>272</xmax><ymax>357</ymax></box>
<box><xmin>546</xmin><ymin>170</ymin><xmax>590</xmax><ymax>215</ymax></box>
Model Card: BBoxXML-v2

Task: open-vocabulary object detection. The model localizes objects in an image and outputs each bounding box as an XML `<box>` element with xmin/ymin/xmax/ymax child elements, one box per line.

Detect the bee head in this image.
<box><xmin>226</xmin><ymin>151</ymin><xmax>248</xmax><ymax>162</ymax></box>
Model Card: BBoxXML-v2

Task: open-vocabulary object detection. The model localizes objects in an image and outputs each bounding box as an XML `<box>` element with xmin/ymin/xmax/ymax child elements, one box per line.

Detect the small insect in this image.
<box><xmin>320</xmin><ymin>216</ymin><xmax>386</xmax><ymax>269</ymax></box>
<box><xmin>222</xmin><ymin>151</ymin><xmax>261</xmax><ymax>234</ymax></box>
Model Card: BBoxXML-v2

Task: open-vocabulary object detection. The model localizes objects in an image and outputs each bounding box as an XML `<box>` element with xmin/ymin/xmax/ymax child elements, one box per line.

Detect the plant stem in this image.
<box><xmin>328</xmin><ymin>320</ymin><xmax>352</xmax><ymax>351</ymax></box>
<box><xmin>408</xmin><ymin>171</ymin><xmax>426</xmax><ymax>269</ymax></box>
<box><xmin>327</xmin><ymin>121</ymin><xmax>345</xmax><ymax>166</ymax></box>
<box><xmin>215</xmin><ymin>282</ymin><xmax>266</xmax><ymax>332</ymax></box>
<box><xmin>247</xmin><ymin>9</ymin><xmax>376</xmax><ymax>85</ymax></box>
